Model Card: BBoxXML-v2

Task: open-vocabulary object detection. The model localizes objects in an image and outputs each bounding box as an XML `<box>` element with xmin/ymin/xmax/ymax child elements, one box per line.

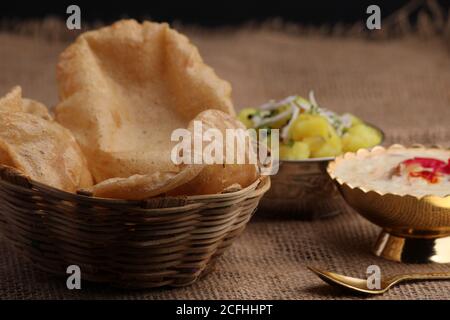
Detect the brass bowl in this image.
<box><xmin>259</xmin><ymin>157</ymin><xmax>345</xmax><ymax>219</ymax></box>
<box><xmin>327</xmin><ymin>145</ymin><xmax>450</xmax><ymax>263</ymax></box>
<box><xmin>259</xmin><ymin>124</ymin><xmax>384</xmax><ymax>220</ymax></box>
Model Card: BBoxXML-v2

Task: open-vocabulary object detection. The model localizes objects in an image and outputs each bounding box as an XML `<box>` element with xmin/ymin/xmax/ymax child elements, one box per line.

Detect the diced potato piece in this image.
<box><xmin>342</xmin><ymin>124</ymin><xmax>382</xmax><ymax>152</ymax></box>
<box><xmin>279</xmin><ymin>141</ymin><xmax>310</xmax><ymax>160</ymax></box>
<box><xmin>342</xmin><ymin>134</ymin><xmax>367</xmax><ymax>153</ymax></box>
<box><xmin>326</xmin><ymin>125</ymin><xmax>342</xmax><ymax>149</ymax></box>
<box><xmin>289</xmin><ymin>114</ymin><xmax>343</xmax><ymax>158</ymax></box>
<box><xmin>302</xmin><ymin>136</ymin><xmax>326</xmax><ymax>154</ymax></box>
<box><xmin>312</xmin><ymin>142</ymin><xmax>342</xmax><ymax>158</ymax></box>
<box><xmin>237</xmin><ymin>108</ymin><xmax>258</xmax><ymax>128</ymax></box>
<box><xmin>289</xmin><ymin>114</ymin><xmax>330</xmax><ymax>141</ymax></box>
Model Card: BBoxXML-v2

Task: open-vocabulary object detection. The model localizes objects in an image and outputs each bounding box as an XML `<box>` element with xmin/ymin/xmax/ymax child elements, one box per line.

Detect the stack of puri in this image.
<box><xmin>0</xmin><ymin>20</ymin><xmax>259</xmax><ymax>200</ymax></box>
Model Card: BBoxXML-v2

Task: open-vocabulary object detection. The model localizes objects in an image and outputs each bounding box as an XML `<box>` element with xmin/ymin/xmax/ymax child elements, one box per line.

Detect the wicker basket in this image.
<box><xmin>0</xmin><ymin>165</ymin><xmax>270</xmax><ymax>288</ymax></box>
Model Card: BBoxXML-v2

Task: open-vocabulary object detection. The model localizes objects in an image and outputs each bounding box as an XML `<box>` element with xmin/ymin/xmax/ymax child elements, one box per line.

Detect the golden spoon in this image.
<box><xmin>308</xmin><ymin>266</ymin><xmax>450</xmax><ymax>295</ymax></box>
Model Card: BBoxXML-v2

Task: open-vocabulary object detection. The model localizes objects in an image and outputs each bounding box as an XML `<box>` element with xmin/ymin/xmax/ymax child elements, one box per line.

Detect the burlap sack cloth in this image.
<box><xmin>0</xmin><ymin>11</ymin><xmax>449</xmax><ymax>299</ymax></box>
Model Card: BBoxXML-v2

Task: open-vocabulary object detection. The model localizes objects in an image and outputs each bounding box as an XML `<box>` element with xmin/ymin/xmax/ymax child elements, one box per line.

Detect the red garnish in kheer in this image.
<box><xmin>394</xmin><ymin>157</ymin><xmax>450</xmax><ymax>184</ymax></box>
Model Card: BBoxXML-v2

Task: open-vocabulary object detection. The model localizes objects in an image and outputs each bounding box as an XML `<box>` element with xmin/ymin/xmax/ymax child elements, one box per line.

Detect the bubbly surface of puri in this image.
<box><xmin>332</xmin><ymin>146</ymin><xmax>450</xmax><ymax>198</ymax></box>
<box><xmin>167</xmin><ymin>110</ymin><xmax>258</xmax><ymax>196</ymax></box>
<box><xmin>0</xmin><ymin>87</ymin><xmax>93</xmax><ymax>192</ymax></box>
<box><xmin>55</xmin><ymin>20</ymin><xmax>258</xmax><ymax>199</ymax></box>
<box><xmin>238</xmin><ymin>93</ymin><xmax>382</xmax><ymax>160</ymax></box>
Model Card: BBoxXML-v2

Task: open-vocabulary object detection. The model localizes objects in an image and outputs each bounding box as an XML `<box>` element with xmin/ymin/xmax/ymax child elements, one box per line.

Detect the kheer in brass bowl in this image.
<box><xmin>328</xmin><ymin>145</ymin><xmax>450</xmax><ymax>263</ymax></box>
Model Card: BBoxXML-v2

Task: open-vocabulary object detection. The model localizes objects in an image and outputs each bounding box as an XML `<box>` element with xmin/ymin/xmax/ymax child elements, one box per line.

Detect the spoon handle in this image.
<box><xmin>388</xmin><ymin>272</ymin><xmax>450</xmax><ymax>283</ymax></box>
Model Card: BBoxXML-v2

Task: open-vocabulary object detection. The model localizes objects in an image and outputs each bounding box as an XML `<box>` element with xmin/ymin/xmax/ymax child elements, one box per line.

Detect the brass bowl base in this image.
<box><xmin>374</xmin><ymin>230</ymin><xmax>450</xmax><ymax>264</ymax></box>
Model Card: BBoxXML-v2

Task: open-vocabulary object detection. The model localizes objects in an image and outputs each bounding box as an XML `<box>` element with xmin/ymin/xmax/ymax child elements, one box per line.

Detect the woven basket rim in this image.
<box><xmin>0</xmin><ymin>164</ymin><xmax>269</xmax><ymax>208</ymax></box>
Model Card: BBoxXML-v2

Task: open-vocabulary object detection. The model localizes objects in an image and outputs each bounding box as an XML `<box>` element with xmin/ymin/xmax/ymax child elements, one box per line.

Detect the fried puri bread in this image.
<box><xmin>88</xmin><ymin>109</ymin><xmax>258</xmax><ymax>199</ymax></box>
<box><xmin>55</xmin><ymin>20</ymin><xmax>258</xmax><ymax>199</ymax></box>
<box><xmin>0</xmin><ymin>86</ymin><xmax>52</xmax><ymax>120</ymax></box>
<box><xmin>0</xmin><ymin>87</ymin><xmax>92</xmax><ymax>192</ymax></box>
<box><xmin>55</xmin><ymin>20</ymin><xmax>233</xmax><ymax>180</ymax></box>
<box><xmin>168</xmin><ymin>110</ymin><xmax>258</xmax><ymax>196</ymax></box>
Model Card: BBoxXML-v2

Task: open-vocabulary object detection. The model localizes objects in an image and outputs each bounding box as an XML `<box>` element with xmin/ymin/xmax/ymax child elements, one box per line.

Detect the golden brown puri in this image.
<box><xmin>168</xmin><ymin>110</ymin><xmax>258</xmax><ymax>196</ymax></box>
<box><xmin>55</xmin><ymin>20</ymin><xmax>234</xmax><ymax>185</ymax></box>
<box><xmin>55</xmin><ymin>20</ymin><xmax>258</xmax><ymax>199</ymax></box>
<box><xmin>87</xmin><ymin>109</ymin><xmax>258</xmax><ymax>199</ymax></box>
<box><xmin>0</xmin><ymin>86</ymin><xmax>52</xmax><ymax>120</ymax></box>
<box><xmin>0</xmin><ymin>87</ymin><xmax>93</xmax><ymax>192</ymax></box>
<box><xmin>85</xmin><ymin>167</ymin><xmax>202</xmax><ymax>200</ymax></box>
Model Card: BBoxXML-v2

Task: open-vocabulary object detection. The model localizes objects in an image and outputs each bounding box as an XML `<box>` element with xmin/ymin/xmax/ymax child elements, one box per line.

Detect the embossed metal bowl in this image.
<box><xmin>259</xmin><ymin>125</ymin><xmax>384</xmax><ymax>220</ymax></box>
<box><xmin>328</xmin><ymin>145</ymin><xmax>450</xmax><ymax>263</ymax></box>
<box><xmin>259</xmin><ymin>157</ymin><xmax>345</xmax><ymax>219</ymax></box>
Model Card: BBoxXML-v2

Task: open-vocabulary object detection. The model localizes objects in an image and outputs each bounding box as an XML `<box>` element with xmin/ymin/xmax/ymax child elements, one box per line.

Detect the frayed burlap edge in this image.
<box><xmin>0</xmin><ymin>0</ymin><xmax>448</xmax><ymax>42</ymax></box>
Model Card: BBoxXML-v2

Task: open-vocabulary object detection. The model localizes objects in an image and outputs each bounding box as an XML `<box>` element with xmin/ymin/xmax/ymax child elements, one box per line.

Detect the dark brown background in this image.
<box><xmin>0</xmin><ymin>0</ymin><xmax>414</xmax><ymax>26</ymax></box>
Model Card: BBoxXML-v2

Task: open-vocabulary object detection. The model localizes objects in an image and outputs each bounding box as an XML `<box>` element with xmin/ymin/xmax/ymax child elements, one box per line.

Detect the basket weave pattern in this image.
<box><xmin>0</xmin><ymin>165</ymin><xmax>270</xmax><ymax>288</ymax></box>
